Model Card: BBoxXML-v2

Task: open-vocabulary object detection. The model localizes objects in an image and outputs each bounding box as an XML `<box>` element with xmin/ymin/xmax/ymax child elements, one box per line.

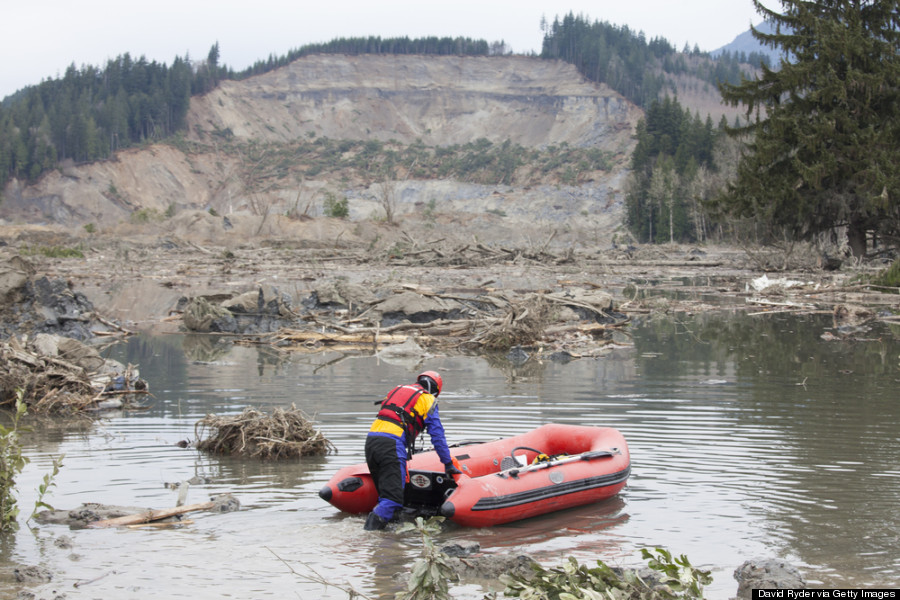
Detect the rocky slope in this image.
<box><xmin>0</xmin><ymin>54</ymin><xmax>640</xmax><ymax>245</ymax></box>
<box><xmin>187</xmin><ymin>54</ymin><xmax>640</xmax><ymax>150</ymax></box>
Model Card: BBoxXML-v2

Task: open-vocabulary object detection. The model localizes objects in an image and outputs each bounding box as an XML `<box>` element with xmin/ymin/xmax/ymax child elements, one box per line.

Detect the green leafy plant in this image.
<box><xmin>323</xmin><ymin>192</ymin><xmax>349</xmax><ymax>218</ymax></box>
<box><xmin>423</xmin><ymin>198</ymin><xmax>437</xmax><ymax>223</ymax></box>
<box><xmin>500</xmin><ymin>547</ymin><xmax>712</xmax><ymax>600</ymax></box>
<box><xmin>641</xmin><ymin>548</ymin><xmax>713</xmax><ymax>599</ymax></box>
<box><xmin>29</xmin><ymin>454</ymin><xmax>64</xmax><ymax>524</ymax></box>
<box><xmin>21</xmin><ymin>245</ymin><xmax>85</xmax><ymax>259</ymax></box>
<box><xmin>387</xmin><ymin>241</ymin><xmax>411</xmax><ymax>259</ymax></box>
<box><xmin>1</xmin><ymin>390</ymin><xmax>66</xmax><ymax>532</ymax></box>
<box><xmin>0</xmin><ymin>391</ymin><xmax>30</xmax><ymax>531</ymax></box>
<box><xmin>500</xmin><ymin>556</ymin><xmax>628</xmax><ymax>600</ymax></box>
<box><xmin>870</xmin><ymin>258</ymin><xmax>900</xmax><ymax>292</ymax></box>
<box><xmin>106</xmin><ymin>183</ymin><xmax>122</xmax><ymax>201</ymax></box>
<box><xmin>395</xmin><ymin>516</ymin><xmax>458</xmax><ymax>600</ymax></box>
<box><xmin>130</xmin><ymin>207</ymin><xmax>162</xmax><ymax>224</ymax></box>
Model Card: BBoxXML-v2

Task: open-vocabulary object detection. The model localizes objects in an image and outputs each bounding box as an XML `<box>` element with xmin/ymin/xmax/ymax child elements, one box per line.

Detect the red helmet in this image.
<box><xmin>417</xmin><ymin>371</ymin><xmax>442</xmax><ymax>396</ymax></box>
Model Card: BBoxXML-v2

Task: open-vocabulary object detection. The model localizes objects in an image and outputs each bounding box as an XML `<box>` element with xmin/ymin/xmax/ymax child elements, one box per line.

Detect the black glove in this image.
<box><xmin>445</xmin><ymin>462</ymin><xmax>463</xmax><ymax>476</ymax></box>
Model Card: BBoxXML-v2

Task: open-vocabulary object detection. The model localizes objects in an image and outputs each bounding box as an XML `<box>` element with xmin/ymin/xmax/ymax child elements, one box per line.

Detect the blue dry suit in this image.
<box><xmin>365</xmin><ymin>391</ymin><xmax>452</xmax><ymax>521</ymax></box>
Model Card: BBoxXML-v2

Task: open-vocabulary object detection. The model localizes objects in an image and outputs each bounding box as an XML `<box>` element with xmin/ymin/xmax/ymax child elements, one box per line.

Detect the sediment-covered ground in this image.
<box><xmin>3</xmin><ymin>218</ymin><xmax>897</xmax><ymax>351</ymax></box>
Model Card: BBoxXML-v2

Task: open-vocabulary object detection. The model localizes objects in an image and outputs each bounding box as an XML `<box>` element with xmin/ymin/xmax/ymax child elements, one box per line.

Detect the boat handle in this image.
<box><xmin>498</xmin><ymin>448</ymin><xmax>620</xmax><ymax>479</ymax></box>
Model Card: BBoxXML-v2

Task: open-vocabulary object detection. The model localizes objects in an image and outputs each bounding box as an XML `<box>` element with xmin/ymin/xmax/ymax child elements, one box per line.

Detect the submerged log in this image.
<box><xmin>87</xmin><ymin>501</ymin><xmax>215</xmax><ymax>528</ymax></box>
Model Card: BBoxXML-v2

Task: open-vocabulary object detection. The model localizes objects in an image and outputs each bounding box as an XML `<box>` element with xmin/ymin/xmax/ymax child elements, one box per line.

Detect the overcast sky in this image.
<box><xmin>1</xmin><ymin>0</ymin><xmax>765</xmax><ymax>99</ymax></box>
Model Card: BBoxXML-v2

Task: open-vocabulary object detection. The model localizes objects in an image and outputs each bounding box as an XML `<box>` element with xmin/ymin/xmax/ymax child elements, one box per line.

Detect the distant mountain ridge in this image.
<box><xmin>0</xmin><ymin>54</ymin><xmax>639</xmax><ymax>237</ymax></box>
<box><xmin>712</xmin><ymin>21</ymin><xmax>784</xmax><ymax>64</ymax></box>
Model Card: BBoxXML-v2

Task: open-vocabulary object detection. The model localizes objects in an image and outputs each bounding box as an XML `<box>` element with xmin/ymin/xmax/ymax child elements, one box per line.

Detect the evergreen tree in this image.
<box><xmin>168</xmin><ymin>56</ymin><xmax>193</xmax><ymax>131</ymax></box>
<box><xmin>626</xmin><ymin>95</ymin><xmax>721</xmax><ymax>243</ymax></box>
<box><xmin>0</xmin><ymin>109</ymin><xmax>12</xmax><ymax>189</ymax></box>
<box><xmin>719</xmin><ymin>0</ymin><xmax>900</xmax><ymax>257</ymax></box>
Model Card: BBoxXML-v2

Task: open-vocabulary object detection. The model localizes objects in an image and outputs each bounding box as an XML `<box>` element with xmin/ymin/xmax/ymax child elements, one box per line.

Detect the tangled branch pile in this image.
<box><xmin>469</xmin><ymin>294</ymin><xmax>553</xmax><ymax>351</ymax></box>
<box><xmin>195</xmin><ymin>405</ymin><xmax>335</xmax><ymax>460</ymax></box>
<box><xmin>0</xmin><ymin>337</ymin><xmax>146</xmax><ymax>413</ymax></box>
<box><xmin>1</xmin><ymin>345</ymin><xmax>93</xmax><ymax>412</ymax></box>
<box><xmin>372</xmin><ymin>239</ymin><xmax>576</xmax><ymax>268</ymax></box>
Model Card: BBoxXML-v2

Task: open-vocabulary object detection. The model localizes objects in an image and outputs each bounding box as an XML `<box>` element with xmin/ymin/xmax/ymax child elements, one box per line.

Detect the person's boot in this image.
<box><xmin>363</xmin><ymin>512</ymin><xmax>388</xmax><ymax>531</ymax></box>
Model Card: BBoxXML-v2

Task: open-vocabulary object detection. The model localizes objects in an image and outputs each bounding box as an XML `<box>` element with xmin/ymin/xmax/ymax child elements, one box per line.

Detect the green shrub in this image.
<box><xmin>387</xmin><ymin>241</ymin><xmax>411</xmax><ymax>259</ymax></box>
<box><xmin>323</xmin><ymin>192</ymin><xmax>349</xmax><ymax>218</ymax></box>
<box><xmin>130</xmin><ymin>208</ymin><xmax>162</xmax><ymax>224</ymax></box>
<box><xmin>423</xmin><ymin>198</ymin><xmax>437</xmax><ymax>224</ymax></box>
<box><xmin>500</xmin><ymin>548</ymin><xmax>713</xmax><ymax>600</ymax></box>
<box><xmin>107</xmin><ymin>183</ymin><xmax>121</xmax><ymax>200</ymax></box>
<box><xmin>21</xmin><ymin>245</ymin><xmax>85</xmax><ymax>259</ymax></box>
<box><xmin>395</xmin><ymin>517</ymin><xmax>457</xmax><ymax>600</ymax></box>
<box><xmin>394</xmin><ymin>517</ymin><xmax>712</xmax><ymax>600</ymax></box>
<box><xmin>277</xmin><ymin>513</ymin><xmax>712</xmax><ymax>600</ymax></box>
<box><xmin>29</xmin><ymin>454</ymin><xmax>63</xmax><ymax>524</ymax></box>
<box><xmin>871</xmin><ymin>258</ymin><xmax>900</xmax><ymax>292</ymax></box>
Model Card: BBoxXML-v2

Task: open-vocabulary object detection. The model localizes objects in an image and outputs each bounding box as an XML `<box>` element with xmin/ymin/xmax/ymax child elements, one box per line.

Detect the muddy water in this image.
<box><xmin>3</xmin><ymin>311</ymin><xmax>900</xmax><ymax>599</ymax></box>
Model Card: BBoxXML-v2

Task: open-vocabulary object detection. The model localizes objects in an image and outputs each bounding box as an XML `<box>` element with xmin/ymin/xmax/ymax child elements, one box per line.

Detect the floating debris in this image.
<box><xmin>469</xmin><ymin>293</ymin><xmax>552</xmax><ymax>351</ymax></box>
<box><xmin>195</xmin><ymin>404</ymin><xmax>335</xmax><ymax>460</ymax></box>
<box><xmin>0</xmin><ymin>335</ymin><xmax>148</xmax><ymax>414</ymax></box>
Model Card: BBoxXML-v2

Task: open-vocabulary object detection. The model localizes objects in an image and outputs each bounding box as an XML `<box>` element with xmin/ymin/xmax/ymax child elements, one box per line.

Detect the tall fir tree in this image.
<box><xmin>626</xmin><ymin>95</ymin><xmax>721</xmax><ymax>243</ymax></box>
<box><xmin>719</xmin><ymin>0</ymin><xmax>900</xmax><ymax>257</ymax></box>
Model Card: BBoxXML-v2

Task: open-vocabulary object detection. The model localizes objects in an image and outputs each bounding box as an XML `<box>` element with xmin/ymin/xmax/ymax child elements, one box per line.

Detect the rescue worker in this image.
<box><xmin>363</xmin><ymin>370</ymin><xmax>461</xmax><ymax>530</ymax></box>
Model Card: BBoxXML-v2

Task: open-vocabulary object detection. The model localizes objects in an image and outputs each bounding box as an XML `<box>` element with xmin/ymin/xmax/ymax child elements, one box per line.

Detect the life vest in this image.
<box><xmin>375</xmin><ymin>384</ymin><xmax>428</xmax><ymax>441</ymax></box>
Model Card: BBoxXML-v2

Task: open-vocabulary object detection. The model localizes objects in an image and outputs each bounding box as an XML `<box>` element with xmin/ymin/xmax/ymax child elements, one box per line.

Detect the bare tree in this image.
<box><xmin>288</xmin><ymin>181</ymin><xmax>319</xmax><ymax>220</ymax></box>
<box><xmin>378</xmin><ymin>176</ymin><xmax>398</xmax><ymax>224</ymax></box>
<box><xmin>237</xmin><ymin>145</ymin><xmax>277</xmax><ymax>218</ymax></box>
<box><xmin>648</xmin><ymin>158</ymin><xmax>678</xmax><ymax>244</ymax></box>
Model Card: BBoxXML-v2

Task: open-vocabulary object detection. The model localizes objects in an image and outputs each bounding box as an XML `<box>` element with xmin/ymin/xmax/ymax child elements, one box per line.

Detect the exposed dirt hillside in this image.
<box><xmin>186</xmin><ymin>54</ymin><xmax>640</xmax><ymax>150</ymax></box>
<box><xmin>0</xmin><ymin>54</ymin><xmax>641</xmax><ymax>245</ymax></box>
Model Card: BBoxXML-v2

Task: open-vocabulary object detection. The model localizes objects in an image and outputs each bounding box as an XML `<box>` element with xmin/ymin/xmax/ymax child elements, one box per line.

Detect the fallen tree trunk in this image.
<box><xmin>88</xmin><ymin>501</ymin><xmax>215</xmax><ymax>528</ymax></box>
<box><xmin>314</xmin><ymin>318</ymin><xmax>475</xmax><ymax>336</ymax></box>
<box><xmin>274</xmin><ymin>330</ymin><xmax>409</xmax><ymax>345</ymax></box>
<box><xmin>594</xmin><ymin>260</ymin><xmax>724</xmax><ymax>268</ymax></box>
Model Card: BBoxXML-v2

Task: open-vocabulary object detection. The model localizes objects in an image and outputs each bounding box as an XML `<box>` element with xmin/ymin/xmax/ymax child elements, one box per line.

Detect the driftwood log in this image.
<box><xmin>88</xmin><ymin>501</ymin><xmax>215</xmax><ymax>528</ymax></box>
<box><xmin>273</xmin><ymin>330</ymin><xmax>408</xmax><ymax>346</ymax></box>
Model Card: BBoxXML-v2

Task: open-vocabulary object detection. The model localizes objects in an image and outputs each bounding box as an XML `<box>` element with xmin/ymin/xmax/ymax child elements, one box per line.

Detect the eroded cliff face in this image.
<box><xmin>1</xmin><ymin>146</ymin><xmax>225</xmax><ymax>226</ymax></box>
<box><xmin>1</xmin><ymin>55</ymin><xmax>640</xmax><ymax>241</ymax></box>
<box><xmin>187</xmin><ymin>54</ymin><xmax>640</xmax><ymax>151</ymax></box>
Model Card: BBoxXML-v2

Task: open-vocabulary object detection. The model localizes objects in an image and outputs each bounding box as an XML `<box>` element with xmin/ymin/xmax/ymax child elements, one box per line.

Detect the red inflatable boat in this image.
<box><xmin>319</xmin><ymin>423</ymin><xmax>630</xmax><ymax>527</ymax></box>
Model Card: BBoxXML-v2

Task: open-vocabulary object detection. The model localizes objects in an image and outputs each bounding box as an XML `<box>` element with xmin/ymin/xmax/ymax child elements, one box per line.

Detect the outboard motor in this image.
<box><xmin>403</xmin><ymin>469</ymin><xmax>458</xmax><ymax>516</ymax></box>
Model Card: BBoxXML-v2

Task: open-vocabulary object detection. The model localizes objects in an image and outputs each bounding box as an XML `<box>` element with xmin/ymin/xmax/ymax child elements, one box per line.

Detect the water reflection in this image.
<box><xmin>3</xmin><ymin>311</ymin><xmax>899</xmax><ymax>598</ymax></box>
<box><xmin>629</xmin><ymin>311</ymin><xmax>900</xmax><ymax>588</ymax></box>
<box><xmin>181</xmin><ymin>334</ymin><xmax>235</xmax><ymax>364</ymax></box>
